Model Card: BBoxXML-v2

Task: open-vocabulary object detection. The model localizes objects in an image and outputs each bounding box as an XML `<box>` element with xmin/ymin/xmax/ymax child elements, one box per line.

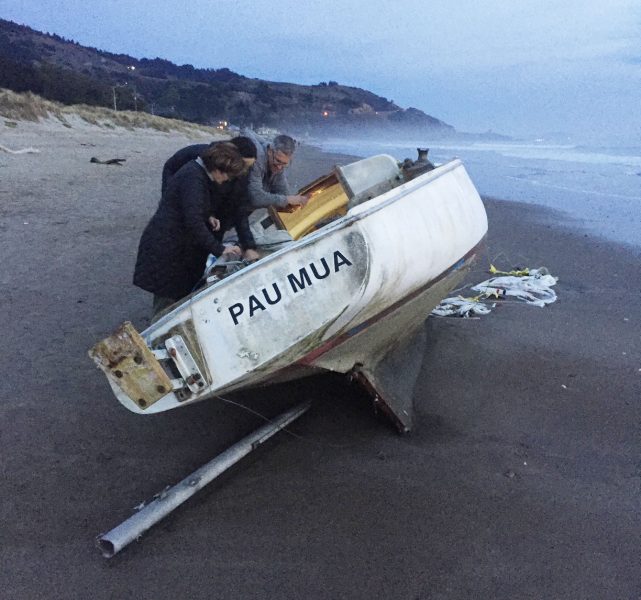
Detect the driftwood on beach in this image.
<box><xmin>90</xmin><ymin>156</ymin><xmax>126</xmax><ymax>165</ymax></box>
<box><xmin>0</xmin><ymin>143</ymin><xmax>40</xmax><ymax>154</ymax></box>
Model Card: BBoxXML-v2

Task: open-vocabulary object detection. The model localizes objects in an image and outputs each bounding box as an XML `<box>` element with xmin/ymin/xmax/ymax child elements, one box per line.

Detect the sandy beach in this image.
<box><xmin>1</xmin><ymin>118</ymin><xmax>640</xmax><ymax>599</ymax></box>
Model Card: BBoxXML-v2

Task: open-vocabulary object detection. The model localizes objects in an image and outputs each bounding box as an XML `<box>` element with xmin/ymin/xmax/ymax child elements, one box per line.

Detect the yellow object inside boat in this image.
<box><xmin>269</xmin><ymin>173</ymin><xmax>349</xmax><ymax>240</ymax></box>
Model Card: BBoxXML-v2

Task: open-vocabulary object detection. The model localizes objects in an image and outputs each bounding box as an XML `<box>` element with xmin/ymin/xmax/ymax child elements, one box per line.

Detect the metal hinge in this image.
<box><xmin>164</xmin><ymin>335</ymin><xmax>206</xmax><ymax>394</ymax></box>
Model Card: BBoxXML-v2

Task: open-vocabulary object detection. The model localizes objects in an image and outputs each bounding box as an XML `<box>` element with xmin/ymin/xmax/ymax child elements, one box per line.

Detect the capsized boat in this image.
<box><xmin>89</xmin><ymin>152</ymin><xmax>488</xmax><ymax>432</ymax></box>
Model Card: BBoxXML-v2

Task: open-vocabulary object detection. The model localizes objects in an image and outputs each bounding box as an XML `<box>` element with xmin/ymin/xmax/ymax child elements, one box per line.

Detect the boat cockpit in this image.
<box><xmin>258</xmin><ymin>148</ymin><xmax>434</xmax><ymax>243</ymax></box>
<box><xmin>202</xmin><ymin>149</ymin><xmax>435</xmax><ymax>288</ymax></box>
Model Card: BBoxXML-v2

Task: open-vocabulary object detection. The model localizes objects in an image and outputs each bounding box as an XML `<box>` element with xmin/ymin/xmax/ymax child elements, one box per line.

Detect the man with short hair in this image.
<box><xmin>243</xmin><ymin>131</ymin><xmax>309</xmax><ymax>209</ymax></box>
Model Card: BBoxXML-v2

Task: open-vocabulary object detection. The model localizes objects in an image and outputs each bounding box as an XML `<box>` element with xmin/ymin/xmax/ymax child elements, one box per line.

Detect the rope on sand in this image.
<box><xmin>0</xmin><ymin>143</ymin><xmax>40</xmax><ymax>154</ymax></box>
<box><xmin>471</xmin><ymin>267</ymin><xmax>558</xmax><ymax>308</ymax></box>
<box><xmin>431</xmin><ymin>266</ymin><xmax>558</xmax><ymax>318</ymax></box>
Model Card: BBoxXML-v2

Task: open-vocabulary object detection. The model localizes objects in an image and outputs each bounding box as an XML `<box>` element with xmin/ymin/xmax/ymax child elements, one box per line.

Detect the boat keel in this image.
<box><xmin>351</xmin><ymin>324</ymin><xmax>427</xmax><ymax>433</ymax></box>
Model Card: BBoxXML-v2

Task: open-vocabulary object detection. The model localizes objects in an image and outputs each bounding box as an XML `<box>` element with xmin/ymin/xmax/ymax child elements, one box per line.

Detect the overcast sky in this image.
<box><xmin>3</xmin><ymin>0</ymin><xmax>640</xmax><ymax>142</ymax></box>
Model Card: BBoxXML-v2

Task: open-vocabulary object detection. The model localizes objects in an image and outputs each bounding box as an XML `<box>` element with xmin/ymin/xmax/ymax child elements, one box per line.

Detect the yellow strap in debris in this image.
<box><xmin>489</xmin><ymin>264</ymin><xmax>530</xmax><ymax>277</ymax></box>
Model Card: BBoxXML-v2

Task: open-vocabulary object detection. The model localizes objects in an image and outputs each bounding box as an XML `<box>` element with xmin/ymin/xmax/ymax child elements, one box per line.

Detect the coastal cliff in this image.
<box><xmin>0</xmin><ymin>18</ymin><xmax>454</xmax><ymax>136</ymax></box>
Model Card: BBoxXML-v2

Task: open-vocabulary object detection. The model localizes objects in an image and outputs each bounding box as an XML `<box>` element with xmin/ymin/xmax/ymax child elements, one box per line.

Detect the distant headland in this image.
<box><xmin>0</xmin><ymin>19</ymin><xmax>456</xmax><ymax>137</ymax></box>
<box><xmin>0</xmin><ymin>18</ymin><xmax>509</xmax><ymax>141</ymax></box>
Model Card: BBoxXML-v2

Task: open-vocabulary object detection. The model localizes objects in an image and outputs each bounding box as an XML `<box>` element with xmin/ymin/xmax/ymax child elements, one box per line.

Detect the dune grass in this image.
<box><xmin>0</xmin><ymin>88</ymin><xmax>223</xmax><ymax>136</ymax></box>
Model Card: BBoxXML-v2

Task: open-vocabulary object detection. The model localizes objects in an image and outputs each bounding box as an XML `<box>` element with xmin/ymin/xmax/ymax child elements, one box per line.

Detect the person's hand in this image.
<box><xmin>208</xmin><ymin>216</ymin><xmax>221</xmax><ymax>231</ymax></box>
<box><xmin>222</xmin><ymin>244</ymin><xmax>242</xmax><ymax>259</ymax></box>
<box><xmin>243</xmin><ymin>248</ymin><xmax>260</xmax><ymax>263</ymax></box>
<box><xmin>286</xmin><ymin>194</ymin><xmax>310</xmax><ymax>208</ymax></box>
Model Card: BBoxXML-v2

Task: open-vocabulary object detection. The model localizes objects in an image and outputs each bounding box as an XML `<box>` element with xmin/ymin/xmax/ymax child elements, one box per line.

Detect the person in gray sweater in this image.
<box><xmin>243</xmin><ymin>130</ymin><xmax>309</xmax><ymax>210</ymax></box>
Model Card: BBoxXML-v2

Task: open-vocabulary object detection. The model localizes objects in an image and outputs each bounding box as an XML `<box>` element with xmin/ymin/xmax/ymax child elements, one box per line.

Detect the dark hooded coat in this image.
<box><xmin>161</xmin><ymin>143</ymin><xmax>209</xmax><ymax>194</ymax></box>
<box><xmin>133</xmin><ymin>160</ymin><xmax>255</xmax><ymax>300</ymax></box>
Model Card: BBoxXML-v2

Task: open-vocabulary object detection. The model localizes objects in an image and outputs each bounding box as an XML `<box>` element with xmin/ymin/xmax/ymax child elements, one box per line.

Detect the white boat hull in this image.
<box><xmin>90</xmin><ymin>158</ymin><xmax>487</xmax><ymax>431</ymax></box>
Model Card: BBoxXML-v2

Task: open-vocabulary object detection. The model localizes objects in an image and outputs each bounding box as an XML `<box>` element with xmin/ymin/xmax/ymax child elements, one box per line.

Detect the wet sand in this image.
<box><xmin>1</xmin><ymin>120</ymin><xmax>640</xmax><ymax>599</ymax></box>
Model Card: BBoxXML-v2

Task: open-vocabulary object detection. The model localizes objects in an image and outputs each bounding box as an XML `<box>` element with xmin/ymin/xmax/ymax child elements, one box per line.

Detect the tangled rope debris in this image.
<box><xmin>431</xmin><ymin>265</ymin><xmax>558</xmax><ymax>318</ymax></box>
<box><xmin>472</xmin><ymin>267</ymin><xmax>557</xmax><ymax>307</ymax></box>
<box><xmin>431</xmin><ymin>296</ymin><xmax>494</xmax><ymax>318</ymax></box>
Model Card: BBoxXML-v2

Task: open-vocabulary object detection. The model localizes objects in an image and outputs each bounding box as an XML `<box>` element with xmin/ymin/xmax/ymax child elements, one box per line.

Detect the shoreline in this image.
<box><xmin>4</xmin><ymin>116</ymin><xmax>637</xmax><ymax>251</ymax></box>
<box><xmin>306</xmin><ymin>135</ymin><xmax>641</xmax><ymax>250</ymax></box>
<box><xmin>2</xmin><ymin>119</ymin><xmax>640</xmax><ymax>599</ymax></box>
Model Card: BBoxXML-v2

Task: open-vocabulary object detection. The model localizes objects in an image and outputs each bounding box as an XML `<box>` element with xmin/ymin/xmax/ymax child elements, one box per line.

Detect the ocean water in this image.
<box><xmin>309</xmin><ymin>136</ymin><xmax>641</xmax><ymax>248</ymax></box>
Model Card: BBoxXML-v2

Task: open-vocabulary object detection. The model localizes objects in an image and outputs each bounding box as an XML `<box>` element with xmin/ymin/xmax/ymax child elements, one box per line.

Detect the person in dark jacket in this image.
<box><xmin>133</xmin><ymin>143</ymin><xmax>252</xmax><ymax>314</ymax></box>
<box><xmin>161</xmin><ymin>136</ymin><xmax>257</xmax><ymax>194</ymax></box>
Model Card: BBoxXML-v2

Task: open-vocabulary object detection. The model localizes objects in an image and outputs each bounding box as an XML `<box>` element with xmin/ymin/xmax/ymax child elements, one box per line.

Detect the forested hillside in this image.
<box><xmin>0</xmin><ymin>18</ymin><xmax>454</xmax><ymax>136</ymax></box>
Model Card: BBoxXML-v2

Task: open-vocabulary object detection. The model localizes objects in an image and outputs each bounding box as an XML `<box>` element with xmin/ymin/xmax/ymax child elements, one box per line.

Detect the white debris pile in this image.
<box><xmin>431</xmin><ymin>296</ymin><xmax>494</xmax><ymax>318</ymax></box>
<box><xmin>431</xmin><ymin>266</ymin><xmax>558</xmax><ymax>318</ymax></box>
<box><xmin>472</xmin><ymin>267</ymin><xmax>558</xmax><ymax>307</ymax></box>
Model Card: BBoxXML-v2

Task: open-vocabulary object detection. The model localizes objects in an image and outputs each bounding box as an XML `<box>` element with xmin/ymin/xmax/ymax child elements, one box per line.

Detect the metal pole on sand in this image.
<box><xmin>97</xmin><ymin>400</ymin><xmax>311</xmax><ymax>558</ymax></box>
